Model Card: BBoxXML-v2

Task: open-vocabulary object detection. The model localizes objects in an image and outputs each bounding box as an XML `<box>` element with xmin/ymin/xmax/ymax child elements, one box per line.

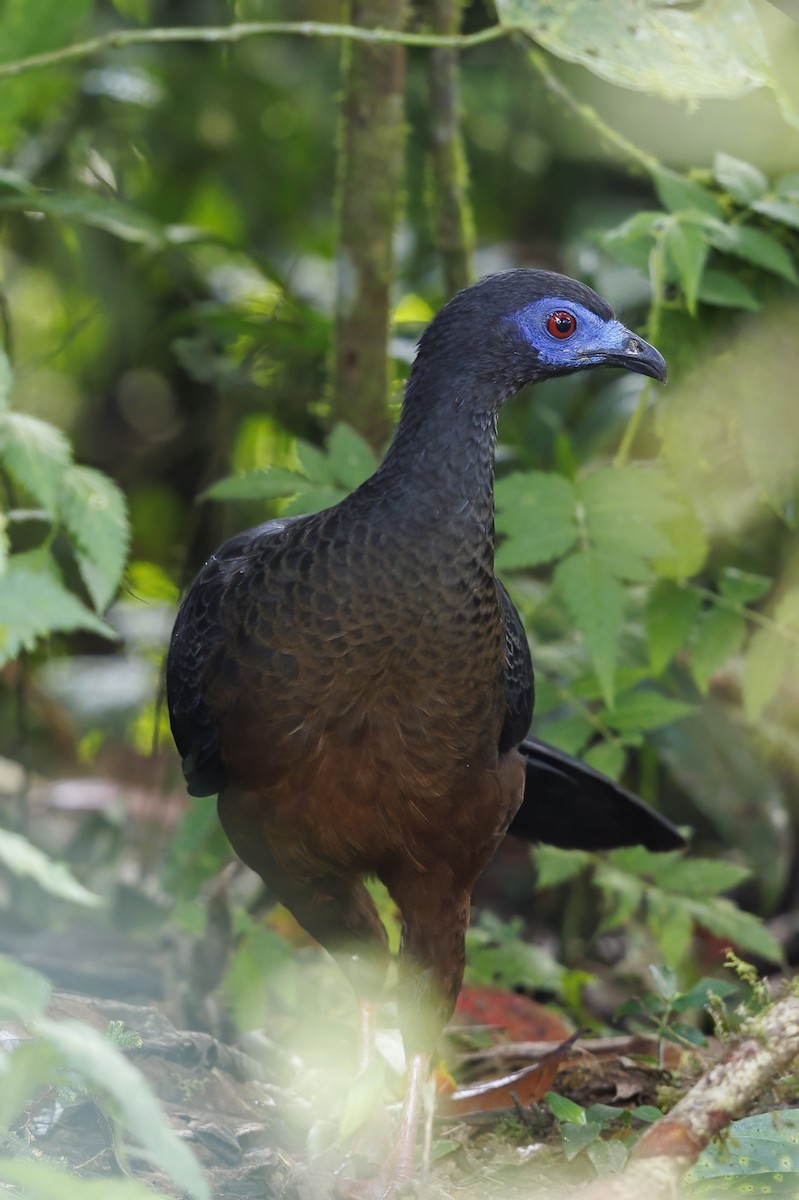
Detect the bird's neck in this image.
<box><xmin>367</xmin><ymin>372</ymin><xmax>500</xmax><ymax>544</ymax></box>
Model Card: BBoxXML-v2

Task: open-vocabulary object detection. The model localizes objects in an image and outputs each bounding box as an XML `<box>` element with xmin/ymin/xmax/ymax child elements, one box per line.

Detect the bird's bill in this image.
<box><xmin>592</xmin><ymin>324</ymin><xmax>668</xmax><ymax>383</ymax></box>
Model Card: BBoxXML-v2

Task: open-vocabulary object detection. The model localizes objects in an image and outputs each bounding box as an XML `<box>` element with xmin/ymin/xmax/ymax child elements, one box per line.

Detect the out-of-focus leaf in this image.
<box><xmin>577</xmin><ymin>466</ymin><xmax>682</xmax><ymax>581</ymax></box>
<box><xmin>647</xmin><ymin>894</ymin><xmax>694</xmax><ymax>968</ymax></box>
<box><xmin>555</xmin><ymin>549</ymin><xmax>625</xmax><ymax>706</ymax></box>
<box><xmin>697</xmin><ymin>269</ymin><xmax>760</xmax><ymax>310</ymax></box>
<box><xmin>653</xmin><ymin>702</ymin><xmax>789</xmax><ymax>902</ymax></box>
<box><xmin>751</xmin><ymin>197</ymin><xmax>799</xmax><ymax>230</ymax></box>
<box><xmin>0</xmin><ymin>411</ymin><xmax>71</xmax><ymax>512</ymax></box>
<box><xmin>495</xmin><ymin>470</ymin><xmax>578</xmax><ymax>569</ymax></box>
<box><xmin>0</xmin><ymin>828</ymin><xmax>101</xmax><ymax>907</ymax></box>
<box><xmin>201</xmin><ymin>466</ymin><xmax>308</xmax><ymax>502</ymax></box>
<box><xmin>533</xmin><ymin>845</ymin><xmax>591</xmax><ymax>889</ymax></box>
<box><xmin>654</xmin><ymin>171</ymin><xmax>724</xmax><ymax>218</ymax></box>
<box><xmin>685</xmin><ymin>896</ymin><xmax>783</xmax><ymax>963</ymax></box>
<box><xmin>500</xmin><ymin>0</ymin><xmax>771</xmax><ymax>99</ymax></box>
<box><xmin>719</xmin><ymin>567</ymin><xmax>771</xmax><ymax>606</ymax></box>
<box><xmin>0</xmin><ymin>1160</ymin><xmax>163</xmax><ymax>1200</ymax></box>
<box><xmin>690</xmin><ymin>607</ymin><xmax>745</xmax><ymax>692</ymax></box>
<box><xmin>35</xmin><ymin>1018</ymin><xmax>211</xmax><ymax>1200</ymax></box>
<box><xmin>646</xmin><ymin>580</ymin><xmax>701</xmax><ymax>674</ymax></box>
<box><xmin>0</xmin><ymin>954</ymin><xmax>52</xmax><ymax>1020</ymax></box>
<box><xmin>547</xmin><ymin>1092</ymin><xmax>586</xmax><ymax>1124</ymax></box>
<box><xmin>465</xmin><ymin>913</ymin><xmax>564</xmax><ymax>991</ymax></box>
<box><xmin>665</xmin><ymin>220</ymin><xmax>707</xmax><ymax>314</ymax></box>
<box><xmin>340</xmin><ymin>1060</ymin><xmax>385</xmax><ymax>1138</ymax></box>
<box><xmin>713</xmin><ymin>153</ymin><xmax>768</xmax><ymax>204</ymax></box>
<box><xmin>582</xmin><ymin>739</ymin><xmax>625</xmax><ymax>781</ymax></box>
<box><xmin>685</xmin><ymin>1109</ymin><xmax>799</xmax><ymax>1196</ymax></box>
<box><xmin>59</xmin><ymin>466</ymin><xmax>129</xmax><ymax>611</ymax></box>
<box><xmin>535</xmin><ymin>713</ymin><xmax>593</xmax><ymax>755</ymax></box>
<box><xmin>650</xmin><ymin>856</ymin><xmax>751</xmax><ymax>898</ymax></box>
<box><xmin>296</xmin><ymin>438</ymin><xmax>338</xmax><ymax>485</ymax></box>
<box><xmin>743</xmin><ymin>626</ymin><xmax>788</xmax><ymax>720</ymax></box>
<box><xmin>650</xmin><ymin>508</ymin><xmax>708</xmax><ymax>580</ymax></box>
<box><xmin>0</xmin><ymin>351</ymin><xmax>12</xmax><ymax>410</ymax></box>
<box><xmin>705</xmin><ymin>220</ymin><xmax>798</xmax><ymax>282</ymax></box>
<box><xmin>0</xmin><ymin>559</ymin><xmax>116</xmax><ymax>665</ymax></box>
<box><xmin>601</xmin><ymin>690</ymin><xmax>694</xmax><ymax>734</ymax></box>
<box><xmin>281</xmin><ymin>484</ymin><xmax>346</xmax><ymax>516</ymax></box>
<box><xmin>0</xmin><ymin>192</ymin><xmax>170</xmax><ymax>248</ymax></box>
<box><xmin>327</xmin><ymin>423</ymin><xmax>378</xmax><ymax>490</ymax></box>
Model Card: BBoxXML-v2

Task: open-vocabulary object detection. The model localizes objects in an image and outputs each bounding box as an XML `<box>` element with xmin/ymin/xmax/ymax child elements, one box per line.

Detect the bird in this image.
<box><xmin>167</xmin><ymin>269</ymin><xmax>680</xmax><ymax>1196</ymax></box>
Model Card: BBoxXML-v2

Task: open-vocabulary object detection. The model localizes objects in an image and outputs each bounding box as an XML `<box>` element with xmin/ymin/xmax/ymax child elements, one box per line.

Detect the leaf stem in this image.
<box><xmin>0</xmin><ymin>20</ymin><xmax>511</xmax><ymax>80</ymax></box>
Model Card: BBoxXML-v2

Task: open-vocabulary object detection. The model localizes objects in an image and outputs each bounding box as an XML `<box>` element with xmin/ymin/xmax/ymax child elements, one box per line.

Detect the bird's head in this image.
<box><xmin>413</xmin><ymin>269</ymin><xmax>667</xmax><ymax>403</ymax></box>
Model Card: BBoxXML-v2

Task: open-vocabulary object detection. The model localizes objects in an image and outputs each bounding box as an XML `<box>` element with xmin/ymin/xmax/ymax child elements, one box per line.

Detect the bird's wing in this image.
<box><xmin>166</xmin><ymin>517</ymin><xmax>302</xmax><ymax>797</ymax></box>
<box><xmin>508</xmin><ymin>736</ymin><xmax>685</xmax><ymax>851</ymax></box>
<box><xmin>495</xmin><ymin>577</ymin><xmax>534</xmax><ymax>754</ymax></box>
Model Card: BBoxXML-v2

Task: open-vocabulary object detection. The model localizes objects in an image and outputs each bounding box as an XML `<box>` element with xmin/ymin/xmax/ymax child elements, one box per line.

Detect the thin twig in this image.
<box><xmin>0</xmin><ymin>20</ymin><xmax>511</xmax><ymax>81</ymax></box>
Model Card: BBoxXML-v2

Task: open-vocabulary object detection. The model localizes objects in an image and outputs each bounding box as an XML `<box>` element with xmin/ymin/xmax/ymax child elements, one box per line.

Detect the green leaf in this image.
<box><xmin>0</xmin><ymin>559</ymin><xmax>116</xmax><ymax>666</ymax></box>
<box><xmin>697</xmin><ymin>268</ymin><xmax>760</xmax><ymax>311</ymax></box>
<box><xmin>282</xmin><ymin>484</ymin><xmax>347</xmax><ymax>516</ymax></box>
<box><xmin>200</xmin><ymin>466</ymin><xmax>307</xmax><ymax>502</ymax></box>
<box><xmin>0</xmin><ymin>828</ymin><xmax>101</xmax><ymax>907</ymax></box>
<box><xmin>685</xmin><ymin>1109</ymin><xmax>799</xmax><ymax>1195</ymax></box>
<box><xmin>742</xmin><ymin>626</ymin><xmax>788</xmax><ymax>720</ymax></box>
<box><xmin>601</xmin><ymin>690</ymin><xmax>694</xmax><ymax>734</ymax></box>
<box><xmin>646</xmin><ymin>580</ymin><xmax>701</xmax><ymax>674</ymax></box>
<box><xmin>713</xmin><ymin>153</ymin><xmax>768</xmax><ymax>205</ymax></box>
<box><xmin>0</xmin><ymin>411</ymin><xmax>71</xmax><ymax>511</ymax></box>
<box><xmin>583</xmin><ymin>739</ymin><xmax>625</xmax><ymax>781</ymax></box>
<box><xmin>533</xmin><ymin>845</ymin><xmax>591</xmax><ymax>889</ymax></box>
<box><xmin>577</xmin><ymin>466</ymin><xmax>683</xmax><ymax>581</ymax></box>
<box><xmin>751</xmin><ymin>197</ymin><xmax>799</xmax><ymax>230</ymax></box>
<box><xmin>0</xmin><ymin>350</ymin><xmax>12</xmax><ymax>411</ymax></box>
<box><xmin>647</xmin><ymin>897</ymin><xmax>694</xmax><ymax>968</ymax></box>
<box><xmin>719</xmin><ymin>567</ymin><xmax>771</xmax><ymax>606</ymax></box>
<box><xmin>0</xmin><ymin>953</ymin><xmax>52</xmax><ymax>1020</ymax></box>
<box><xmin>665</xmin><ymin>219</ymin><xmax>708</xmax><ymax>314</ymax></box>
<box><xmin>495</xmin><ymin>470</ymin><xmax>578</xmax><ymax>569</ymax></box>
<box><xmin>0</xmin><ymin>1160</ymin><xmax>163</xmax><ymax>1200</ymax></box>
<box><xmin>686</xmin><ymin>895</ymin><xmax>783</xmax><ymax>964</ymax></box>
<box><xmin>340</xmin><ymin>1060</ymin><xmax>385</xmax><ymax>1138</ymax></box>
<box><xmin>705</xmin><ymin>220</ymin><xmax>798</xmax><ymax>282</ymax></box>
<box><xmin>296</xmin><ymin>438</ymin><xmax>337</xmax><ymax>485</ymax></box>
<box><xmin>555</xmin><ymin>549</ymin><xmax>625</xmax><ymax>705</ymax></box>
<box><xmin>777</xmin><ymin>173</ymin><xmax>799</xmax><ymax>200</ymax></box>
<box><xmin>651</xmin><ymin>856</ymin><xmax>751</xmax><ymax>898</ymax></box>
<box><xmin>536</xmin><ymin>712</ymin><xmax>592</xmax><ymax>755</ymax></box>
<box><xmin>0</xmin><ymin>191</ymin><xmax>170</xmax><ymax>249</ymax></box>
<box><xmin>690</xmin><ymin>607</ymin><xmax>746</xmax><ymax>692</ymax></box>
<box><xmin>35</xmin><ymin>1018</ymin><xmax>211</xmax><ymax>1200</ymax></box>
<box><xmin>501</xmin><ymin>1</ymin><xmax>771</xmax><ymax>100</ymax></box>
<box><xmin>546</xmin><ymin>1091</ymin><xmax>586</xmax><ymax>1124</ymax></box>
<box><xmin>654</xmin><ymin>171</ymin><xmax>724</xmax><ymax>218</ymax></box>
<box><xmin>650</xmin><ymin>508</ymin><xmax>708</xmax><ymax>581</ymax></box>
<box><xmin>59</xmin><ymin>466</ymin><xmax>129</xmax><ymax>611</ymax></box>
<box><xmin>327</xmin><ymin>423</ymin><xmax>378</xmax><ymax>490</ymax></box>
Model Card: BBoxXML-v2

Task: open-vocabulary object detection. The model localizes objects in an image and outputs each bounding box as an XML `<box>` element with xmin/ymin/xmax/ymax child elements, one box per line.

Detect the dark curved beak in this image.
<box><xmin>603</xmin><ymin>331</ymin><xmax>668</xmax><ymax>383</ymax></box>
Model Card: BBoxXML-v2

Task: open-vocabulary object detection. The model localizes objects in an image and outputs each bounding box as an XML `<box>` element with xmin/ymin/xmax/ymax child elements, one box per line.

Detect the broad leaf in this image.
<box><xmin>753</xmin><ymin>197</ymin><xmax>799</xmax><ymax>230</ymax></box>
<box><xmin>0</xmin><ymin>559</ymin><xmax>115</xmax><ymax>666</ymax></box>
<box><xmin>327</xmin><ymin>423</ymin><xmax>378</xmax><ymax>490</ymax></box>
<box><xmin>646</xmin><ymin>894</ymin><xmax>694</xmax><ymax>968</ymax></box>
<box><xmin>577</xmin><ymin>466</ymin><xmax>683</xmax><ymax>581</ymax></box>
<box><xmin>0</xmin><ymin>1160</ymin><xmax>164</xmax><ymax>1200</ymax></box>
<box><xmin>0</xmin><ymin>953</ymin><xmax>52</xmax><ymax>1020</ymax></box>
<box><xmin>0</xmin><ymin>411</ymin><xmax>71</xmax><ymax>511</ymax></box>
<box><xmin>201</xmin><ymin>466</ymin><xmax>308</xmax><ymax>501</ymax></box>
<box><xmin>0</xmin><ymin>828</ymin><xmax>101</xmax><ymax>907</ymax></box>
<box><xmin>646</xmin><ymin>580</ymin><xmax>701</xmax><ymax>674</ymax></box>
<box><xmin>495</xmin><ymin>470</ymin><xmax>578</xmax><ymax>569</ymax></box>
<box><xmin>583</xmin><ymin>739</ymin><xmax>625</xmax><ymax>781</ymax></box>
<box><xmin>685</xmin><ymin>895</ymin><xmax>783</xmax><ymax>963</ymax></box>
<box><xmin>599</xmin><ymin>689</ymin><xmax>694</xmax><ymax>734</ymax></box>
<box><xmin>697</xmin><ymin>269</ymin><xmax>760</xmax><ymax>310</ymax></box>
<box><xmin>654</xmin><ymin>171</ymin><xmax>723</xmax><ymax>218</ymax></box>
<box><xmin>555</xmin><ymin>549</ymin><xmax>625</xmax><ymax>705</ymax></box>
<box><xmin>650</xmin><ymin>856</ymin><xmax>751</xmax><ymax>898</ymax></box>
<box><xmin>705</xmin><ymin>220</ymin><xmax>798</xmax><ymax>282</ymax></box>
<box><xmin>0</xmin><ymin>350</ymin><xmax>12</xmax><ymax>411</ymax></box>
<box><xmin>713</xmin><ymin>153</ymin><xmax>767</xmax><ymax>204</ymax></box>
<box><xmin>665</xmin><ymin>219</ymin><xmax>707</xmax><ymax>314</ymax></box>
<box><xmin>742</xmin><ymin>626</ymin><xmax>788</xmax><ymax>720</ymax></box>
<box><xmin>59</xmin><ymin>466</ymin><xmax>129</xmax><ymax>611</ymax></box>
<box><xmin>35</xmin><ymin>1018</ymin><xmax>211</xmax><ymax>1200</ymax></box>
<box><xmin>499</xmin><ymin>0</ymin><xmax>771</xmax><ymax>100</ymax></box>
<box><xmin>685</xmin><ymin>1109</ymin><xmax>799</xmax><ymax>1197</ymax></box>
<box><xmin>690</xmin><ymin>607</ymin><xmax>745</xmax><ymax>692</ymax></box>
<box><xmin>719</xmin><ymin>567</ymin><xmax>771</xmax><ymax>605</ymax></box>
<box><xmin>0</xmin><ymin>191</ymin><xmax>172</xmax><ymax>249</ymax></box>
<box><xmin>533</xmin><ymin>845</ymin><xmax>591</xmax><ymax>889</ymax></box>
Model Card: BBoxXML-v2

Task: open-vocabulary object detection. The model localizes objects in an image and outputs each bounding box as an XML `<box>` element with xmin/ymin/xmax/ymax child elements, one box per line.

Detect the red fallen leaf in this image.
<box><xmin>455</xmin><ymin>984</ymin><xmax>572</xmax><ymax>1042</ymax></box>
<box><xmin>438</xmin><ymin>1033</ymin><xmax>580</xmax><ymax>1118</ymax></box>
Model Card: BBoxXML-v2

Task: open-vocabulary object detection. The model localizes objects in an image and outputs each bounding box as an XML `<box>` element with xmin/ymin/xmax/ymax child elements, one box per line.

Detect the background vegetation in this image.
<box><xmin>1</xmin><ymin>1</ymin><xmax>799</xmax><ymax>1196</ymax></box>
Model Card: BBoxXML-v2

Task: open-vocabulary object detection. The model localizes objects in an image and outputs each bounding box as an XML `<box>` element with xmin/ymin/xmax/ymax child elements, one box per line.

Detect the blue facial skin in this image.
<box><xmin>508</xmin><ymin>296</ymin><xmax>667</xmax><ymax>381</ymax></box>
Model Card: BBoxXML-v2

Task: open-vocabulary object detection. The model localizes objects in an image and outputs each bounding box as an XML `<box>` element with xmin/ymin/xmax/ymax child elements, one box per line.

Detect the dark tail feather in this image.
<box><xmin>507</xmin><ymin>736</ymin><xmax>685</xmax><ymax>852</ymax></box>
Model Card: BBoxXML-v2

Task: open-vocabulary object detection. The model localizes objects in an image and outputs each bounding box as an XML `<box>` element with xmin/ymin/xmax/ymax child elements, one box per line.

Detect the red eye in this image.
<box><xmin>546</xmin><ymin>310</ymin><xmax>577</xmax><ymax>339</ymax></box>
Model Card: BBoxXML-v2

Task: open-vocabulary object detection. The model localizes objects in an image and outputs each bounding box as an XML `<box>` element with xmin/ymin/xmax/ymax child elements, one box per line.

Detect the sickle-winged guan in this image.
<box><xmin>167</xmin><ymin>269</ymin><xmax>679</xmax><ymax>1194</ymax></box>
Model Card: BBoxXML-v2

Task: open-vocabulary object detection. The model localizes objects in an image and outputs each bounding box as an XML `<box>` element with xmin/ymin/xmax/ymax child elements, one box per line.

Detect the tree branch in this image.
<box><xmin>0</xmin><ymin>20</ymin><xmax>510</xmax><ymax>81</ymax></box>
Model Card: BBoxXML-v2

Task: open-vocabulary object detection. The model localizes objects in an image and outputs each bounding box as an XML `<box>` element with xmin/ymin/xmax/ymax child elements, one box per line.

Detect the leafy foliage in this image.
<box><xmin>685</xmin><ymin>1109</ymin><xmax>799</xmax><ymax>1197</ymax></box>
